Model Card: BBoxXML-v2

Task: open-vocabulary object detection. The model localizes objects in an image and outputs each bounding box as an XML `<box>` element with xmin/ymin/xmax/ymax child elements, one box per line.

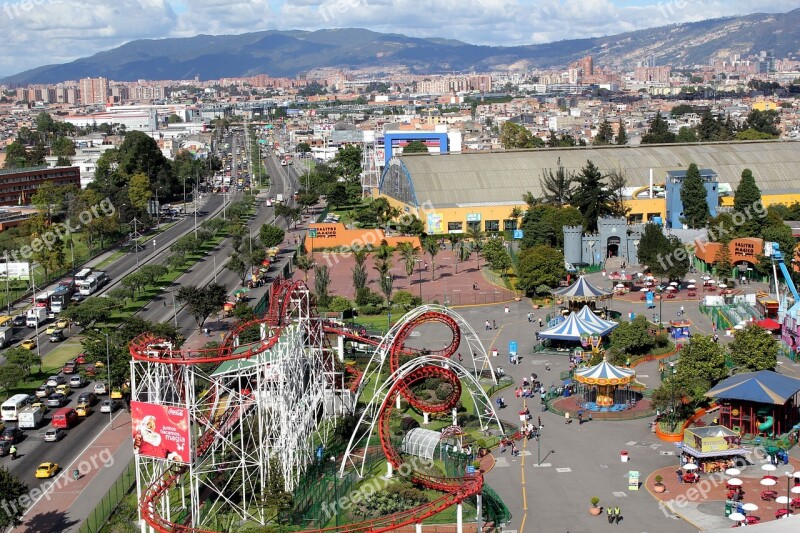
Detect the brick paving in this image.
<box><xmin>293</xmin><ymin>250</ymin><xmax>516</xmax><ymax>306</ymax></box>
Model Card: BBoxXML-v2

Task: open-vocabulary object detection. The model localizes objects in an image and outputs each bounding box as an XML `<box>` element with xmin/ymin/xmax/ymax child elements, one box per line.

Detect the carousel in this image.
<box><xmin>574</xmin><ymin>357</ymin><xmax>637</xmax><ymax>410</ymax></box>
<box><xmin>552</xmin><ymin>276</ymin><xmax>612</xmax><ymax>310</ymax></box>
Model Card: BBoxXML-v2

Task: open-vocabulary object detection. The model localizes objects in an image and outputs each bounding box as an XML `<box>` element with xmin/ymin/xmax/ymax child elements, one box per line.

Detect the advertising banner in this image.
<box><xmin>646</xmin><ymin>291</ymin><xmax>654</xmax><ymax>308</ymax></box>
<box><xmin>427</xmin><ymin>214</ymin><xmax>443</xmax><ymax>234</ymax></box>
<box><xmin>0</xmin><ymin>262</ymin><xmax>31</xmax><ymax>281</ymax></box>
<box><xmin>628</xmin><ymin>470</ymin><xmax>640</xmax><ymax>490</ymax></box>
<box><xmin>131</xmin><ymin>402</ymin><xmax>191</xmax><ymax>464</ymax></box>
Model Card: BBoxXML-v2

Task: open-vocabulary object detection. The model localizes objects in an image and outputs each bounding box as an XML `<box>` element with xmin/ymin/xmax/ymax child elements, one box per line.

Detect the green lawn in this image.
<box><xmin>2</xmin><ymin>341</ymin><xmax>84</xmax><ymax>398</ymax></box>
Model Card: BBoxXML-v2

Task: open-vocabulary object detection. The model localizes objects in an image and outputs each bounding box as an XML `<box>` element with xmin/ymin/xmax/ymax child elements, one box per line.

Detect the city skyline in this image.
<box><xmin>1</xmin><ymin>0</ymin><xmax>800</xmax><ymax>77</ymax></box>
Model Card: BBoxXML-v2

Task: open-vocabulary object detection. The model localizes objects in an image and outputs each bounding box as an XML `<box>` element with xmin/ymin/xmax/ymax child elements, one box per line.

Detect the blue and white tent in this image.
<box><xmin>552</xmin><ymin>276</ymin><xmax>612</xmax><ymax>302</ymax></box>
<box><xmin>539</xmin><ymin>311</ymin><xmax>616</xmax><ymax>342</ymax></box>
<box><xmin>576</xmin><ymin>306</ymin><xmax>618</xmax><ymax>336</ymax></box>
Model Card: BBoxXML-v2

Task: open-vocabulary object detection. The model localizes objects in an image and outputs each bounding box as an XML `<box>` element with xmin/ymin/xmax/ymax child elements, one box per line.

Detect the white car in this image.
<box><xmin>93</xmin><ymin>382</ymin><xmax>108</xmax><ymax>395</ymax></box>
<box><xmin>100</xmin><ymin>400</ymin><xmax>120</xmax><ymax>413</ymax></box>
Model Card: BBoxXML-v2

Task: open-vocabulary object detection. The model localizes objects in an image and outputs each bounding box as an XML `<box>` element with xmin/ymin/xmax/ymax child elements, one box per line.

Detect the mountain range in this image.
<box><xmin>5</xmin><ymin>8</ymin><xmax>800</xmax><ymax>85</ymax></box>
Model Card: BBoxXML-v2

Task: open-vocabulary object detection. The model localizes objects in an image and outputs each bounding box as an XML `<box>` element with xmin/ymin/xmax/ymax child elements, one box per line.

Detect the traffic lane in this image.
<box><xmin>3</xmin><ymin>380</ymin><xmax>116</xmax><ymax>481</ymax></box>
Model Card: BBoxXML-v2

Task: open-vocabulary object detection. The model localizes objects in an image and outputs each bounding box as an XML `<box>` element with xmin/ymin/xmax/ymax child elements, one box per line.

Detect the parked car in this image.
<box><xmin>44</xmin><ymin>428</ymin><xmax>65</xmax><ymax>442</ymax></box>
<box><xmin>93</xmin><ymin>382</ymin><xmax>108</xmax><ymax>395</ymax></box>
<box><xmin>77</xmin><ymin>392</ymin><xmax>97</xmax><ymax>406</ymax></box>
<box><xmin>100</xmin><ymin>399</ymin><xmax>119</xmax><ymax>413</ymax></box>
<box><xmin>46</xmin><ymin>376</ymin><xmax>66</xmax><ymax>387</ymax></box>
<box><xmin>0</xmin><ymin>427</ymin><xmax>23</xmax><ymax>443</ymax></box>
<box><xmin>35</xmin><ymin>462</ymin><xmax>59</xmax><ymax>479</ymax></box>
<box><xmin>69</xmin><ymin>376</ymin><xmax>87</xmax><ymax>388</ymax></box>
<box><xmin>46</xmin><ymin>394</ymin><xmax>68</xmax><ymax>408</ymax></box>
<box><xmin>35</xmin><ymin>385</ymin><xmax>55</xmax><ymax>398</ymax></box>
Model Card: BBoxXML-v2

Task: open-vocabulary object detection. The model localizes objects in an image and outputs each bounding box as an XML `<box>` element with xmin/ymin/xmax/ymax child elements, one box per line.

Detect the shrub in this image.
<box><xmin>435</xmin><ymin>383</ymin><xmax>454</xmax><ymax>400</ymax></box>
<box><xmin>400</xmin><ymin>416</ymin><xmax>419</xmax><ymax>431</ymax></box>
<box><xmin>654</xmin><ymin>332</ymin><xmax>670</xmax><ymax>348</ymax></box>
<box><xmin>424</xmin><ymin>377</ymin><xmax>444</xmax><ymax>390</ymax></box>
<box><xmin>392</xmin><ymin>290</ymin><xmax>422</xmax><ymax>311</ymax></box>
<box><xmin>476</xmin><ymin>439</ymin><xmax>487</xmax><ymax>449</ymax></box>
<box><xmin>591</xmin><ymin>496</ymin><xmax>600</xmax><ymax>507</ymax></box>
<box><xmin>356</xmin><ymin>287</ymin><xmax>384</xmax><ymax>307</ymax></box>
<box><xmin>655</xmin><ymin>475</ymin><xmax>663</xmax><ymax>484</ymax></box>
<box><xmin>359</xmin><ymin>304</ymin><xmax>382</xmax><ymax>316</ymax></box>
<box><xmin>328</xmin><ymin>296</ymin><xmax>353</xmax><ymax>312</ymax></box>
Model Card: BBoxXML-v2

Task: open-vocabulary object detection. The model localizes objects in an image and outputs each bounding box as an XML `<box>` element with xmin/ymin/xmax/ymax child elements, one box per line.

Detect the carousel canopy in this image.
<box><xmin>575</xmin><ymin>306</ymin><xmax>619</xmax><ymax>334</ymax></box>
<box><xmin>552</xmin><ymin>276</ymin><xmax>612</xmax><ymax>302</ymax></box>
<box><xmin>539</xmin><ymin>312</ymin><xmax>614</xmax><ymax>341</ymax></box>
<box><xmin>704</xmin><ymin>370</ymin><xmax>800</xmax><ymax>405</ymax></box>
<box><xmin>574</xmin><ymin>358</ymin><xmax>635</xmax><ymax>386</ymax></box>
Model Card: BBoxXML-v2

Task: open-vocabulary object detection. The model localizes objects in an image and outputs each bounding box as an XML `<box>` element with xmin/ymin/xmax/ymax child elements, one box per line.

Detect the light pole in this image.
<box><xmin>30</xmin><ymin>264</ymin><xmax>42</xmax><ymax>361</ymax></box>
<box><xmin>94</xmin><ymin>329</ymin><xmax>113</xmax><ymax>426</ymax></box>
<box><xmin>415</xmin><ymin>258</ymin><xmax>423</xmax><ymax>301</ymax></box>
<box><xmin>4</xmin><ymin>251</ymin><xmax>10</xmax><ymax>314</ymax></box>
<box><xmin>170</xmin><ymin>290</ymin><xmax>178</xmax><ymax>327</ymax></box>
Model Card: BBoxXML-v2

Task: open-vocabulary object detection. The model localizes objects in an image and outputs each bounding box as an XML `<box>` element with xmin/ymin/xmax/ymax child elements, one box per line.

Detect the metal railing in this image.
<box><xmin>78</xmin><ymin>459</ymin><xmax>136</xmax><ymax>533</ymax></box>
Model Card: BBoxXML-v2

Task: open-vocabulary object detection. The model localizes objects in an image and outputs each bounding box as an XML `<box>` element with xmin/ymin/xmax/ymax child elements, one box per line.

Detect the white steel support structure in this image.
<box><xmin>131</xmin><ymin>287</ymin><xmax>328</xmax><ymax>530</ymax></box>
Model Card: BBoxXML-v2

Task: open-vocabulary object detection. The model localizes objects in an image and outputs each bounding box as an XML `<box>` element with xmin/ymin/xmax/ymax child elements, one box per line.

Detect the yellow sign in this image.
<box><xmin>701</xmin><ymin>436</ymin><xmax>729</xmax><ymax>453</ymax></box>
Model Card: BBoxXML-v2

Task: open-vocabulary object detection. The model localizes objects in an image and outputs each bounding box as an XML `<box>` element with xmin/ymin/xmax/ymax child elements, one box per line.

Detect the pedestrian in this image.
<box><xmin>538</xmin><ymin>317</ymin><xmax>543</xmax><ymax>327</ymax></box>
<box><xmin>680</xmin><ymin>305</ymin><xmax>685</xmax><ymax>316</ymax></box>
<box><xmin>607</xmin><ymin>506</ymin><xmax>614</xmax><ymax>524</ymax></box>
<box><xmin>545</xmin><ymin>361</ymin><xmax>550</xmax><ymax>372</ymax></box>
<box><xmin>538</xmin><ymin>416</ymin><xmax>542</xmax><ymax>428</ymax></box>
<box><xmin>588</xmin><ymin>412</ymin><xmax>593</xmax><ymax>422</ymax></box>
<box><xmin>485</xmin><ymin>320</ymin><xmax>491</xmax><ymax>331</ymax></box>
<box><xmin>493</xmin><ymin>320</ymin><xmax>497</xmax><ymax>330</ymax></box>
<box><xmin>457</xmin><ymin>352</ymin><xmax>463</xmax><ymax>363</ymax></box>
<box><xmin>614</xmin><ymin>506</ymin><xmax>621</xmax><ymax>524</ymax></box>
<box><xmin>527</xmin><ymin>313</ymin><xmax>532</xmax><ymax>323</ymax></box>
<box><xmin>564</xmin><ymin>411</ymin><xmax>571</xmax><ymax>424</ymax></box>
<box><xmin>676</xmin><ymin>468</ymin><xmax>684</xmax><ymax>484</ymax></box>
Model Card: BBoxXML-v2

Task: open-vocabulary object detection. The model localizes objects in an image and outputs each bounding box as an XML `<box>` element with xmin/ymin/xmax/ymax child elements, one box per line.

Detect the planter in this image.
<box><xmin>589</xmin><ymin>507</ymin><xmax>602</xmax><ymax>516</ymax></box>
<box><xmin>654</xmin><ymin>484</ymin><xmax>666</xmax><ymax>493</ymax></box>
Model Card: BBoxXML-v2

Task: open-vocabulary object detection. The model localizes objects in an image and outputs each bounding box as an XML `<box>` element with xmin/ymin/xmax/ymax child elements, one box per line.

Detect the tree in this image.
<box><xmin>62</xmin><ymin>296</ymin><xmax>117</xmax><ymax>325</ymax></box>
<box><xmin>675</xmin><ymin>335</ymin><xmax>727</xmax><ymax>384</ymax></box>
<box><xmin>396</xmin><ymin>242</ymin><xmax>418</xmax><ymax>277</ymax></box>
<box><xmin>761</xmin><ymin>224</ymin><xmax>795</xmax><ymax>263</ymax></box>
<box><xmin>296</xmin><ymin>255</ymin><xmax>314</xmax><ymax>282</ymax></box>
<box><xmin>609</xmin><ymin>316</ymin><xmax>656</xmax><ymax>355</ymax></box>
<box><xmin>670</xmin><ymin>104</ymin><xmax>694</xmax><ymax>118</ymax></box>
<box><xmin>0</xmin><ymin>365</ymin><xmax>24</xmax><ymax>397</ymax></box>
<box><xmin>167</xmin><ymin>114</ymin><xmax>183</xmax><ymax>124</ymax></box>
<box><xmin>422</xmin><ymin>237</ymin><xmax>440</xmax><ymax>281</ymax></box>
<box><xmin>128</xmin><ymin>172</ymin><xmax>152</xmax><ymax>211</ymax></box>
<box><xmin>637</xmin><ymin>223</ymin><xmax>668</xmax><ymax>272</ymax></box>
<box><xmin>379</xmin><ymin>273</ymin><xmax>394</xmax><ymax>305</ymax></box>
<box><xmin>499</xmin><ymin>121</ymin><xmax>544</xmax><ymax>149</ymax></box>
<box><xmin>743</xmin><ymin>109</ymin><xmax>780</xmax><ymax>137</ymax></box>
<box><xmin>402</xmin><ymin>140</ymin><xmax>428</xmax><ymax>154</ymax></box>
<box><xmin>0</xmin><ymin>466</ymin><xmax>29</xmax><ymax>528</ymax></box>
<box><xmin>680</xmin><ymin>163</ymin><xmax>710</xmax><ymax>229</ymax></box>
<box><xmin>3</xmin><ymin>141</ymin><xmax>28</xmax><ymax>169</ymax></box>
<box><xmin>314</xmin><ymin>265</ymin><xmax>331</xmax><ymax>307</ymax></box>
<box><xmin>226</xmin><ymin>254</ymin><xmax>248</xmax><ymax>286</ymax></box>
<box><xmin>539</xmin><ymin>158</ymin><xmax>574</xmax><ymax>207</ymax></box>
<box><xmin>296</xmin><ymin>142</ymin><xmax>311</xmax><ymax>154</ymax></box>
<box><xmin>606</xmin><ymin>169</ymin><xmax>629</xmax><ymax>219</ymax></box>
<box><xmin>570</xmin><ymin>160</ymin><xmax>610</xmax><ymax>232</ymax></box>
<box><xmin>616</xmin><ymin>121</ymin><xmax>628</xmax><ymax>145</ymax></box>
<box><xmin>515</xmin><ymin>245</ymin><xmax>566</xmax><ymax>295</ymax></box>
<box><xmin>593</xmin><ymin>119</ymin><xmax>614</xmax><ymax>146</ymax></box>
<box><xmin>728</xmin><ymin>323</ymin><xmax>778</xmax><ymax>372</ymax></box>
<box><xmin>177</xmin><ymin>284</ymin><xmax>227</xmax><ymax>328</ymax></box>
<box><xmin>466</xmin><ymin>227</ymin><xmax>485</xmax><ymax>269</ymax></box>
<box><xmin>351</xmin><ymin>248</ymin><xmax>369</xmax><ymax>291</ymax></box>
<box><xmin>5</xmin><ymin>348</ymin><xmax>41</xmax><ymax>376</ymax></box>
<box><xmin>641</xmin><ymin>112</ymin><xmax>676</xmax><ymax>144</ymax></box>
<box><xmin>676</xmin><ymin>127</ymin><xmax>698</xmax><ymax>143</ymax></box>
<box><xmin>733</xmin><ymin>169</ymin><xmax>763</xmax><ymax>236</ymax></box>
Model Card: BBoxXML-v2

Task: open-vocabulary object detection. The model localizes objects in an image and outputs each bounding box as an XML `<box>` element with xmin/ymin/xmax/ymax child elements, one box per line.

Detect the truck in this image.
<box><xmin>26</xmin><ymin>307</ymin><xmax>47</xmax><ymax>328</ymax></box>
<box><xmin>50</xmin><ymin>286</ymin><xmax>73</xmax><ymax>314</ymax></box>
<box><xmin>276</xmin><ymin>193</ymin><xmax>285</xmax><ymax>204</ymax></box>
<box><xmin>0</xmin><ymin>326</ymin><xmax>11</xmax><ymax>348</ymax></box>
<box><xmin>17</xmin><ymin>405</ymin><xmax>45</xmax><ymax>429</ymax></box>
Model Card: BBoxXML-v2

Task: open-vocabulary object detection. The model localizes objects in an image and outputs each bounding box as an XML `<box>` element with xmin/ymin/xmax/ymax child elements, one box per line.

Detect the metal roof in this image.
<box><xmin>395</xmin><ymin>141</ymin><xmax>800</xmax><ymax>208</ymax></box>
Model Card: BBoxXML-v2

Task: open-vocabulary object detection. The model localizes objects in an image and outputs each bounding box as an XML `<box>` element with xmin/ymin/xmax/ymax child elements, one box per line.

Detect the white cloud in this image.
<box><xmin>1</xmin><ymin>0</ymin><xmax>800</xmax><ymax>77</ymax></box>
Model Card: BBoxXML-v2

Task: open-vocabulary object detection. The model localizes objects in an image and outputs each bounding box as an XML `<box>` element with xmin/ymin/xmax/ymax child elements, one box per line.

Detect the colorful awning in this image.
<box><xmin>574</xmin><ymin>358</ymin><xmax>635</xmax><ymax>386</ymax></box>
<box><xmin>538</xmin><ymin>312</ymin><xmax>616</xmax><ymax>342</ymax></box>
<box><xmin>552</xmin><ymin>276</ymin><xmax>612</xmax><ymax>302</ymax></box>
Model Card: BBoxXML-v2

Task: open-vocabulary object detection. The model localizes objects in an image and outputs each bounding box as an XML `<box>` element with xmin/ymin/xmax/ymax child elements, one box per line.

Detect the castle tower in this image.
<box><xmin>563</xmin><ymin>225</ymin><xmax>584</xmax><ymax>266</ymax></box>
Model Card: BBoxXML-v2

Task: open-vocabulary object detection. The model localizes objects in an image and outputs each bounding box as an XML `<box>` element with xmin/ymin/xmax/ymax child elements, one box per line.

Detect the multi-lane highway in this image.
<box><xmin>1</xmin><ymin>128</ymin><xmax>305</xmax><ymax>497</ymax></box>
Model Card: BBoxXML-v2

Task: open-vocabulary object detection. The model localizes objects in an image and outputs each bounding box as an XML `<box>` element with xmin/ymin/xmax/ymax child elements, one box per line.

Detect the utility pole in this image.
<box><xmin>130</xmin><ymin>217</ymin><xmax>143</xmax><ymax>268</ymax></box>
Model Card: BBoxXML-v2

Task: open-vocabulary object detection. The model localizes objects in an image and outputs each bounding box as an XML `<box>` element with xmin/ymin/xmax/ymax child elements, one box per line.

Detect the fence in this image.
<box><xmin>78</xmin><ymin>459</ymin><xmax>136</xmax><ymax>533</ymax></box>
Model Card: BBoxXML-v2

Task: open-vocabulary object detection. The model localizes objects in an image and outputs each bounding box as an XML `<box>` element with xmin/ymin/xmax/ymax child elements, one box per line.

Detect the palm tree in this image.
<box><xmin>466</xmin><ymin>227</ymin><xmax>485</xmax><ymax>269</ymax></box>
<box><xmin>295</xmin><ymin>255</ymin><xmax>314</xmax><ymax>282</ymax></box>
<box><xmin>423</xmin><ymin>236</ymin><xmax>440</xmax><ymax>281</ymax></box>
<box><xmin>379</xmin><ymin>273</ymin><xmax>394</xmax><ymax>306</ymax></box>
<box><xmin>352</xmin><ymin>247</ymin><xmax>369</xmax><ymax>268</ymax></box>
<box><xmin>397</xmin><ymin>242</ymin><xmax>418</xmax><ymax>277</ymax></box>
<box><xmin>509</xmin><ymin>206</ymin><xmax>524</xmax><ymax>229</ymax></box>
<box><xmin>454</xmin><ymin>240</ymin><xmax>471</xmax><ymax>274</ymax></box>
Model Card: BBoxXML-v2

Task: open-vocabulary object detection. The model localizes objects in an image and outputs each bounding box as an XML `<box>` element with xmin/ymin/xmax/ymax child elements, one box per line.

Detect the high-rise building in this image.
<box><xmin>79</xmin><ymin>77</ymin><xmax>109</xmax><ymax>105</ymax></box>
<box><xmin>579</xmin><ymin>56</ymin><xmax>594</xmax><ymax>76</ymax></box>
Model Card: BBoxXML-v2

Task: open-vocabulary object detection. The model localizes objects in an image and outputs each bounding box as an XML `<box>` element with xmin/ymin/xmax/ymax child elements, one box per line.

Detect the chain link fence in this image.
<box><xmin>78</xmin><ymin>459</ymin><xmax>136</xmax><ymax>533</ymax></box>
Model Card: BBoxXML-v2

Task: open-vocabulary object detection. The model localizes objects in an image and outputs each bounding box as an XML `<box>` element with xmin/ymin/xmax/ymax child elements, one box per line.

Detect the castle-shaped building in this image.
<box><xmin>563</xmin><ymin>217</ymin><xmax>644</xmax><ymax>267</ymax></box>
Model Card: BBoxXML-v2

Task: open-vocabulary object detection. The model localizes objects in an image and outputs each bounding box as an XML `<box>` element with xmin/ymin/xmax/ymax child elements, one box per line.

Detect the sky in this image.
<box><xmin>1</xmin><ymin>0</ymin><xmax>799</xmax><ymax>77</ymax></box>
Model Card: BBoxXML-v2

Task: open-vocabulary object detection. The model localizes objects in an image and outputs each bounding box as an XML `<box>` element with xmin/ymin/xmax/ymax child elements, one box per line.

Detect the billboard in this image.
<box><xmin>131</xmin><ymin>402</ymin><xmax>190</xmax><ymax>464</ymax></box>
<box><xmin>427</xmin><ymin>214</ymin><xmax>443</xmax><ymax>234</ymax></box>
<box><xmin>0</xmin><ymin>262</ymin><xmax>31</xmax><ymax>281</ymax></box>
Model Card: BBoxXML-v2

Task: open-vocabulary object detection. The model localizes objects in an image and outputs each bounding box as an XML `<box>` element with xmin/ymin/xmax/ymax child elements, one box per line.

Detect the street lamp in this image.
<box><xmin>784</xmin><ymin>471</ymin><xmax>800</xmax><ymax>515</ymax></box>
<box><xmin>415</xmin><ymin>258</ymin><xmax>423</xmax><ymax>301</ymax></box>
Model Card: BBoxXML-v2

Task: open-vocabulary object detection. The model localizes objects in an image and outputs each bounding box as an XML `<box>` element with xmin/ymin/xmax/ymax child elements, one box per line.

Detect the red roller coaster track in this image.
<box><xmin>131</xmin><ymin>281</ymin><xmax>483</xmax><ymax>533</ymax></box>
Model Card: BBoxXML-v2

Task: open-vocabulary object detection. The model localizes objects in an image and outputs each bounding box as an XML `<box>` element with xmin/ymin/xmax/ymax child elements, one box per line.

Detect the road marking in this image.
<box><xmin>599</xmin><ymin>464</ymin><xmax>609</xmax><ymax>469</ymax></box>
<box><xmin>612</xmin><ymin>491</ymin><xmax>628</xmax><ymax>498</ymax></box>
<box><xmin>626</xmin><ymin>440</ymin><xmax>638</xmax><ymax>445</ymax></box>
<box><xmin>555</xmin><ymin>467</ymin><xmax>572</xmax><ymax>473</ymax></box>
<box><xmin>638</xmin><ymin>374</ymin><xmax>649</xmax><ymax>378</ymax></box>
<box><xmin>660</xmin><ymin>451</ymin><xmax>675</xmax><ymax>456</ymax></box>
<box><xmin>650</xmin><ymin>443</ymin><xmax>662</xmax><ymax>450</ymax></box>
<box><xmin>494</xmin><ymin>457</ymin><xmax>510</xmax><ymax>467</ymax></box>
<box><xmin>530</xmin><ymin>463</ymin><xmax>551</xmax><ymax>467</ymax></box>
<box><xmin>518</xmin><ymin>450</ymin><xmax>532</xmax><ymax>456</ymax></box>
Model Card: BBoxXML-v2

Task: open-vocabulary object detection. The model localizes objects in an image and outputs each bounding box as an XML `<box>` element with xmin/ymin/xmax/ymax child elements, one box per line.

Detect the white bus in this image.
<box><xmin>2</xmin><ymin>393</ymin><xmax>33</xmax><ymax>422</ymax></box>
<box><xmin>79</xmin><ymin>271</ymin><xmax>109</xmax><ymax>296</ymax></box>
<box><xmin>75</xmin><ymin>268</ymin><xmax>92</xmax><ymax>286</ymax></box>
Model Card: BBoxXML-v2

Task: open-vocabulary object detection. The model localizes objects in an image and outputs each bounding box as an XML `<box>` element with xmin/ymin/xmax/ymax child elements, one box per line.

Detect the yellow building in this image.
<box><xmin>752</xmin><ymin>100</ymin><xmax>779</xmax><ymax>112</ymax></box>
<box><xmin>377</xmin><ymin>141</ymin><xmax>800</xmax><ymax>233</ymax></box>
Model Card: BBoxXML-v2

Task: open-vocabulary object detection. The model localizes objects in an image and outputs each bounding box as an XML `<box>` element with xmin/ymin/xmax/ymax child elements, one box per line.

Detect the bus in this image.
<box><xmin>78</xmin><ymin>271</ymin><xmax>109</xmax><ymax>296</ymax></box>
<box><xmin>75</xmin><ymin>268</ymin><xmax>92</xmax><ymax>287</ymax></box>
<box><xmin>2</xmin><ymin>394</ymin><xmax>33</xmax><ymax>422</ymax></box>
<box><xmin>0</xmin><ymin>315</ymin><xmax>11</xmax><ymax>329</ymax></box>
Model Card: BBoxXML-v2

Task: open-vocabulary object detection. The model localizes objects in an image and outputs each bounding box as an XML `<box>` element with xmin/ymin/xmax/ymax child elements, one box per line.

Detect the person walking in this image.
<box><xmin>538</xmin><ymin>317</ymin><xmax>543</xmax><ymax>328</ymax></box>
<box><xmin>493</xmin><ymin>320</ymin><xmax>497</xmax><ymax>330</ymax></box>
<box><xmin>607</xmin><ymin>506</ymin><xmax>614</xmax><ymax>524</ymax></box>
<box><xmin>676</xmin><ymin>468</ymin><xmax>684</xmax><ymax>484</ymax></box>
<box><xmin>614</xmin><ymin>506</ymin><xmax>621</xmax><ymax>524</ymax></box>
<box><xmin>527</xmin><ymin>313</ymin><xmax>532</xmax><ymax>323</ymax></box>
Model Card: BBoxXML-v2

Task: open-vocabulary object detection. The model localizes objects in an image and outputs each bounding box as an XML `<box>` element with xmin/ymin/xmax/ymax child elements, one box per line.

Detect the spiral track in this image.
<box><xmin>131</xmin><ymin>281</ymin><xmax>484</xmax><ymax>533</ymax></box>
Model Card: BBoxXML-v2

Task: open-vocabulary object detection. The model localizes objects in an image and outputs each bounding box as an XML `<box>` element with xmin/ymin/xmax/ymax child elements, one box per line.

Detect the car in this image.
<box><xmin>70</xmin><ymin>293</ymin><xmax>84</xmax><ymax>303</ymax></box>
<box><xmin>46</xmin><ymin>375</ymin><xmax>66</xmax><ymax>387</ymax></box>
<box><xmin>110</xmin><ymin>388</ymin><xmax>123</xmax><ymax>400</ymax></box>
<box><xmin>0</xmin><ymin>427</ymin><xmax>23</xmax><ymax>443</ymax></box>
<box><xmin>12</xmin><ymin>315</ymin><xmax>25</xmax><ymax>327</ymax></box>
<box><xmin>49</xmin><ymin>329</ymin><xmax>65</xmax><ymax>342</ymax></box>
<box><xmin>74</xmin><ymin>353</ymin><xmax>87</xmax><ymax>364</ymax></box>
<box><xmin>56</xmin><ymin>318</ymin><xmax>70</xmax><ymax>329</ymax></box>
<box><xmin>31</xmin><ymin>400</ymin><xmax>46</xmax><ymax>412</ymax></box>
<box><xmin>0</xmin><ymin>440</ymin><xmax>11</xmax><ymax>456</ymax></box>
<box><xmin>100</xmin><ymin>399</ymin><xmax>119</xmax><ymax>413</ymax></box>
<box><xmin>45</xmin><ymin>324</ymin><xmax>59</xmax><ymax>335</ymax></box>
<box><xmin>94</xmin><ymin>361</ymin><xmax>105</xmax><ymax>368</ymax></box>
<box><xmin>77</xmin><ymin>392</ymin><xmax>96</xmax><ymax>405</ymax></box>
<box><xmin>75</xmin><ymin>402</ymin><xmax>91</xmax><ymax>417</ymax></box>
<box><xmin>55</xmin><ymin>384</ymin><xmax>71</xmax><ymax>396</ymax></box>
<box><xmin>44</xmin><ymin>428</ymin><xmax>65</xmax><ymax>442</ymax></box>
<box><xmin>93</xmin><ymin>382</ymin><xmax>108</xmax><ymax>395</ymax></box>
<box><xmin>35</xmin><ymin>462</ymin><xmax>59</xmax><ymax>479</ymax></box>
<box><xmin>21</xmin><ymin>338</ymin><xmax>37</xmax><ymax>350</ymax></box>
<box><xmin>69</xmin><ymin>376</ymin><xmax>87</xmax><ymax>388</ymax></box>
<box><xmin>36</xmin><ymin>385</ymin><xmax>55</xmax><ymax>398</ymax></box>
<box><xmin>46</xmin><ymin>394</ymin><xmax>68</xmax><ymax>408</ymax></box>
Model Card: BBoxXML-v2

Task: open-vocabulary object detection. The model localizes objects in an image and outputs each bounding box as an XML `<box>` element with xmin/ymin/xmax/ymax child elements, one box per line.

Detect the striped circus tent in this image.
<box><xmin>574</xmin><ymin>358</ymin><xmax>635</xmax><ymax>386</ymax></box>
<box><xmin>575</xmin><ymin>306</ymin><xmax>618</xmax><ymax>336</ymax></box>
<box><xmin>539</xmin><ymin>312</ymin><xmax>613</xmax><ymax>341</ymax></box>
<box><xmin>552</xmin><ymin>276</ymin><xmax>612</xmax><ymax>302</ymax></box>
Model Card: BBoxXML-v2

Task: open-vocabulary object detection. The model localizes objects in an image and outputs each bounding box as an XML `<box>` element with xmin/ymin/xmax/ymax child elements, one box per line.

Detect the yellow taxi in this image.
<box><xmin>21</xmin><ymin>338</ymin><xmax>37</xmax><ymax>350</ymax></box>
<box><xmin>56</xmin><ymin>318</ymin><xmax>70</xmax><ymax>329</ymax></box>
<box><xmin>35</xmin><ymin>462</ymin><xmax>59</xmax><ymax>479</ymax></box>
<box><xmin>45</xmin><ymin>324</ymin><xmax>59</xmax><ymax>335</ymax></box>
<box><xmin>75</xmin><ymin>402</ymin><xmax>91</xmax><ymax>417</ymax></box>
<box><xmin>110</xmin><ymin>388</ymin><xmax>123</xmax><ymax>400</ymax></box>
<box><xmin>55</xmin><ymin>384</ymin><xmax>71</xmax><ymax>396</ymax></box>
